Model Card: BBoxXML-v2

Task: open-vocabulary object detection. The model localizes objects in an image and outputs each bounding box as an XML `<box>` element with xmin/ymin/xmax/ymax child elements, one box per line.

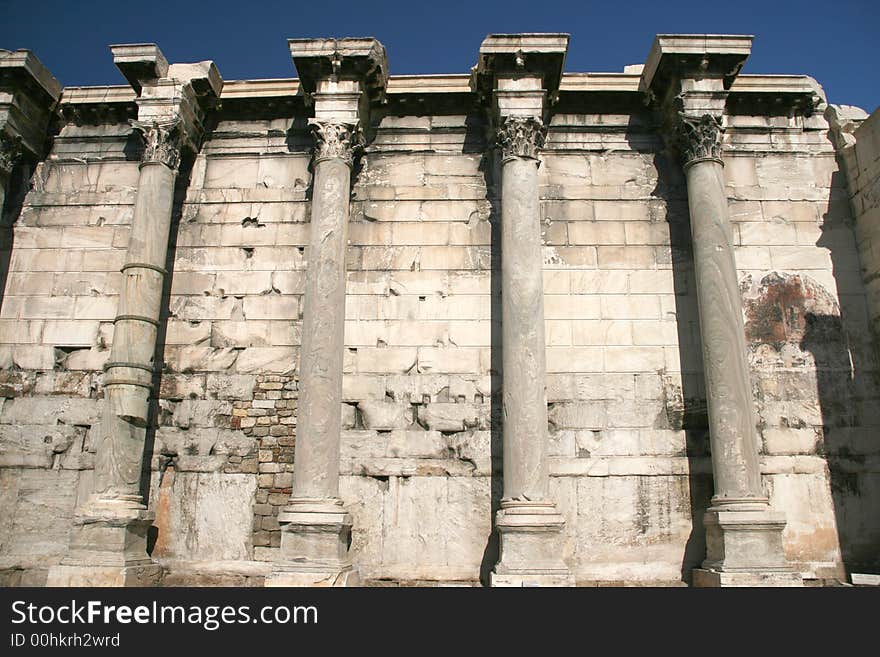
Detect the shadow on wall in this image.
<box><xmin>0</xmin><ymin>162</ymin><xmax>33</xmax><ymax>322</ymax></box>
<box><xmin>472</xmin><ymin>115</ymin><xmax>503</xmax><ymax>587</ymax></box>
<box><xmin>644</xmin><ymin>127</ymin><xmax>714</xmax><ymax>586</ymax></box>
<box><xmin>803</xmin><ymin>163</ymin><xmax>880</xmax><ymax>576</ymax></box>
<box><xmin>143</xmin><ymin>154</ymin><xmax>196</xmax><ymax>556</ymax></box>
<box><xmin>737</xmin><ymin>162</ymin><xmax>880</xmax><ymax>578</ymax></box>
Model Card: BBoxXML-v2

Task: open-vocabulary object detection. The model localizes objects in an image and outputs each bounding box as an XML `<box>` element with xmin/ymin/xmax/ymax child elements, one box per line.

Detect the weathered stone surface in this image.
<box><xmin>0</xmin><ymin>32</ymin><xmax>871</xmax><ymax>588</ymax></box>
<box><xmin>152</xmin><ymin>470</ymin><xmax>256</xmax><ymax>561</ymax></box>
<box><xmin>0</xmin><ymin>424</ymin><xmax>77</xmax><ymax>467</ymax></box>
<box><xmin>418</xmin><ymin>403</ymin><xmax>481</xmax><ymax>432</ymax></box>
<box><xmin>357</xmin><ymin>401</ymin><xmax>409</xmax><ymax>430</ymax></box>
<box><xmin>0</xmin><ymin>469</ymin><xmax>80</xmax><ymax>561</ymax></box>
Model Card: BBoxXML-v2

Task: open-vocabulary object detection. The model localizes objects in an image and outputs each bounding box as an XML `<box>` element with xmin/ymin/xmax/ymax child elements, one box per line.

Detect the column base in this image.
<box><xmin>491</xmin><ymin>500</ymin><xmax>574</xmax><ymax>587</ymax></box>
<box><xmin>266</xmin><ymin>498</ymin><xmax>359</xmax><ymax>588</ymax></box>
<box><xmin>47</xmin><ymin>563</ymin><xmax>162</xmax><ymax>587</ymax></box>
<box><xmin>265</xmin><ymin>566</ymin><xmax>360</xmax><ymax>588</ymax></box>
<box><xmin>47</xmin><ymin>496</ymin><xmax>162</xmax><ymax>587</ymax></box>
<box><xmin>695</xmin><ymin>497</ymin><xmax>802</xmax><ymax>587</ymax></box>
<box><xmin>692</xmin><ymin>569</ymin><xmax>803</xmax><ymax>587</ymax></box>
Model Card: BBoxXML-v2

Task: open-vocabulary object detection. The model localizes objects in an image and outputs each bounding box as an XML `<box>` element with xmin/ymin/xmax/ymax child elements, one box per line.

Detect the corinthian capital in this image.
<box><xmin>497</xmin><ymin>116</ymin><xmax>546</xmax><ymax>161</ymax></box>
<box><xmin>0</xmin><ymin>133</ymin><xmax>22</xmax><ymax>177</ymax></box>
<box><xmin>131</xmin><ymin>119</ymin><xmax>183</xmax><ymax>170</ymax></box>
<box><xmin>310</xmin><ymin>120</ymin><xmax>362</xmax><ymax>167</ymax></box>
<box><xmin>675</xmin><ymin>113</ymin><xmax>724</xmax><ymax>167</ymax></box>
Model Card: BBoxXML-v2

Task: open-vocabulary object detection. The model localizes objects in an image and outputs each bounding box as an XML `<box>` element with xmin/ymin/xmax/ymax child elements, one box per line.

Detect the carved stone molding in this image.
<box><xmin>676</xmin><ymin>112</ymin><xmax>724</xmax><ymax>167</ymax></box>
<box><xmin>131</xmin><ymin>119</ymin><xmax>183</xmax><ymax>170</ymax></box>
<box><xmin>0</xmin><ymin>132</ymin><xmax>22</xmax><ymax>176</ymax></box>
<box><xmin>310</xmin><ymin>120</ymin><xmax>362</xmax><ymax>167</ymax></box>
<box><xmin>496</xmin><ymin>116</ymin><xmax>545</xmax><ymax>161</ymax></box>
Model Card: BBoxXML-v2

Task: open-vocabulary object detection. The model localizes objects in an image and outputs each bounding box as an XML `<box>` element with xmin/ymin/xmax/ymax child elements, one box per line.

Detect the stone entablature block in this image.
<box><xmin>288</xmin><ymin>38</ymin><xmax>388</xmax><ymax>106</ymax></box>
<box><xmin>0</xmin><ymin>49</ymin><xmax>61</xmax><ymax>161</ymax></box>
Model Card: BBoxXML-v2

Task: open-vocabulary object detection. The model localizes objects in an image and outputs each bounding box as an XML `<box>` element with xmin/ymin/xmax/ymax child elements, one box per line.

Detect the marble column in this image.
<box><xmin>469</xmin><ymin>33</ymin><xmax>573</xmax><ymax>587</ymax></box>
<box><xmin>48</xmin><ymin>47</ymin><xmax>221</xmax><ymax>587</ymax></box>
<box><xmin>268</xmin><ymin>36</ymin><xmax>387</xmax><ymax>588</ymax></box>
<box><xmin>499</xmin><ymin>117</ymin><xmax>548</xmax><ymax>503</ymax></box>
<box><xmin>491</xmin><ymin>116</ymin><xmax>572</xmax><ymax>587</ymax></box>
<box><xmin>100</xmin><ymin>119</ymin><xmax>180</xmax><ymax>494</ymax></box>
<box><xmin>267</xmin><ymin>121</ymin><xmax>360</xmax><ymax>587</ymax></box>
<box><xmin>47</xmin><ymin>120</ymin><xmax>183</xmax><ymax>587</ymax></box>
<box><xmin>675</xmin><ymin>112</ymin><xmax>801</xmax><ymax>587</ymax></box>
<box><xmin>638</xmin><ymin>33</ymin><xmax>801</xmax><ymax>587</ymax></box>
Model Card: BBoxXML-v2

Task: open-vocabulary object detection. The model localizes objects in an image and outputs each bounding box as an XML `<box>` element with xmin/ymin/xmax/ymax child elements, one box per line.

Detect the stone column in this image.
<box><xmin>267</xmin><ymin>38</ymin><xmax>387</xmax><ymax>587</ymax></box>
<box><xmin>642</xmin><ymin>34</ymin><xmax>801</xmax><ymax>586</ymax></box>
<box><xmin>498</xmin><ymin>116</ymin><xmax>548</xmax><ymax>503</ymax></box>
<box><xmin>473</xmin><ymin>34</ymin><xmax>574</xmax><ymax>587</ymax></box>
<box><xmin>494</xmin><ymin>115</ymin><xmax>571</xmax><ymax>585</ymax></box>
<box><xmin>269</xmin><ymin>121</ymin><xmax>359</xmax><ymax>586</ymax></box>
<box><xmin>48</xmin><ymin>46</ymin><xmax>222</xmax><ymax>587</ymax></box>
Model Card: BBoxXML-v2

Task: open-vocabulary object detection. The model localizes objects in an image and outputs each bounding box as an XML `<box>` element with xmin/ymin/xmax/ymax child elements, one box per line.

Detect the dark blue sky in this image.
<box><xmin>2</xmin><ymin>0</ymin><xmax>878</xmax><ymax>112</ymax></box>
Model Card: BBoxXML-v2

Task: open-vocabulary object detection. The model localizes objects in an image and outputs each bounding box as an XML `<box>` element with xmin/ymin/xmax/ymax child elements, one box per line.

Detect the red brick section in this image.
<box><xmin>231</xmin><ymin>374</ymin><xmax>297</xmax><ymax>554</ymax></box>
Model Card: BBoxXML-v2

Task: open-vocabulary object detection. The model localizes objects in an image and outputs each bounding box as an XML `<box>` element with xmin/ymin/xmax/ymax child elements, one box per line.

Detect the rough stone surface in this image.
<box><xmin>0</xmin><ymin>33</ymin><xmax>876</xmax><ymax>587</ymax></box>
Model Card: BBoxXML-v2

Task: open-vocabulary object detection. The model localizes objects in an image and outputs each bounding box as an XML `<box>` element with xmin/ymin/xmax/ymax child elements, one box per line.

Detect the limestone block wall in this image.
<box><xmin>0</xmin><ymin>79</ymin><xmax>877</xmax><ymax>585</ymax></box>
<box><xmin>845</xmin><ymin>110</ymin><xmax>880</xmax><ymax>345</ymax></box>
<box><xmin>0</xmin><ymin>123</ymin><xmax>137</xmax><ymax>583</ymax></box>
<box><xmin>830</xmin><ymin>106</ymin><xmax>880</xmax><ymax>571</ymax></box>
<box><xmin>725</xmin><ymin>112</ymin><xmax>876</xmax><ymax>575</ymax></box>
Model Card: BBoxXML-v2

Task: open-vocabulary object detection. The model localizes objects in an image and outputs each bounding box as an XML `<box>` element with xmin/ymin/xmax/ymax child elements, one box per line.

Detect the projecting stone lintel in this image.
<box><xmin>288</xmin><ymin>37</ymin><xmax>388</xmax><ymax>106</ymax></box>
<box><xmin>640</xmin><ymin>34</ymin><xmax>753</xmax><ymax>98</ymax></box>
<box><xmin>472</xmin><ymin>33</ymin><xmax>569</xmax><ymax>104</ymax></box>
<box><xmin>110</xmin><ymin>43</ymin><xmax>169</xmax><ymax>94</ymax></box>
<box><xmin>111</xmin><ymin>44</ymin><xmax>224</xmax><ymax>158</ymax></box>
<box><xmin>0</xmin><ymin>49</ymin><xmax>61</xmax><ymax>162</ymax></box>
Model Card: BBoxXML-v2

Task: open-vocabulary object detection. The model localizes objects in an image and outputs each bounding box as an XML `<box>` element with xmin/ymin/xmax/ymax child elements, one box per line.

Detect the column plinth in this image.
<box><xmin>267</xmin><ymin>499</ymin><xmax>357</xmax><ymax>587</ymax></box>
<box><xmin>491</xmin><ymin>501</ymin><xmax>571</xmax><ymax>587</ymax></box>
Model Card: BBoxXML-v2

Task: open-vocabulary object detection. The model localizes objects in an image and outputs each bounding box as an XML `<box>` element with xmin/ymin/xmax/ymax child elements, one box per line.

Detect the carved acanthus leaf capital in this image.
<box><xmin>0</xmin><ymin>133</ymin><xmax>23</xmax><ymax>177</ymax></box>
<box><xmin>675</xmin><ymin>112</ymin><xmax>724</xmax><ymax>167</ymax></box>
<box><xmin>310</xmin><ymin>120</ymin><xmax>363</xmax><ymax>167</ymax></box>
<box><xmin>496</xmin><ymin>116</ymin><xmax>546</xmax><ymax>161</ymax></box>
<box><xmin>131</xmin><ymin>119</ymin><xmax>183</xmax><ymax>170</ymax></box>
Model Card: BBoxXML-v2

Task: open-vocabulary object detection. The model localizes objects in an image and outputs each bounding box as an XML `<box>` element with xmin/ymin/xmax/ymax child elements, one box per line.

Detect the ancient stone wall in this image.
<box><xmin>826</xmin><ymin>104</ymin><xmax>880</xmax><ymax>573</ymax></box>
<box><xmin>1</xmin><ymin>38</ymin><xmax>877</xmax><ymax>586</ymax></box>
